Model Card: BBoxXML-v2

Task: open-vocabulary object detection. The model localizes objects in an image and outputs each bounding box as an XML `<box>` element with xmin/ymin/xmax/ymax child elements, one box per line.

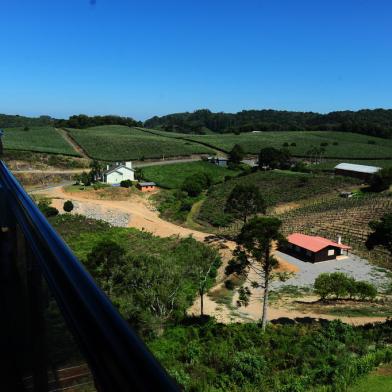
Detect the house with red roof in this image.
<box><xmin>283</xmin><ymin>233</ymin><xmax>351</xmax><ymax>263</ymax></box>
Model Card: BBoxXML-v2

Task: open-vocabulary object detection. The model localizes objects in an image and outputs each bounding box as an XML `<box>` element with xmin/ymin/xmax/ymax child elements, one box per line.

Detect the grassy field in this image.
<box><xmin>198</xmin><ymin>170</ymin><xmax>360</xmax><ymax>227</ymax></box>
<box><xmin>145</xmin><ymin>129</ymin><xmax>392</xmax><ymax>159</ymax></box>
<box><xmin>67</xmin><ymin>125</ymin><xmax>214</xmax><ymax>161</ymax></box>
<box><xmin>3</xmin><ymin>126</ymin><xmax>80</xmax><ymax>156</ymax></box>
<box><xmin>141</xmin><ymin>161</ymin><xmax>241</xmax><ymax>188</ymax></box>
<box><xmin>349</xmin><ymin>364</ymin><xmax>392</xmax><ymax>392</ymax></box>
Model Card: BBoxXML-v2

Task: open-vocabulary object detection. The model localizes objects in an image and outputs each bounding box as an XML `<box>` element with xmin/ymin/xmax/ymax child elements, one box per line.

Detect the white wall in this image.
<box><xmin>105</xmin><ymin>167</ymin><xmax>135</xmax><ymax>184</ymax></box>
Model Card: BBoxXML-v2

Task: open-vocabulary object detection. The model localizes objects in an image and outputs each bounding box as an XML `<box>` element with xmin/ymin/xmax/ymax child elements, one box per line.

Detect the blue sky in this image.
<box><xmin>0</xmin><ymin>0</ymin><xmax>391</xmax><ymax>120</ymax></box>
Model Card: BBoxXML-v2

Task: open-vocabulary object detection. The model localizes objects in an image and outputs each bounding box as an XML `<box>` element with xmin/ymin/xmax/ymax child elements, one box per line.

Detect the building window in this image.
<box><xmin>328</xmin><ymin>249</ymin><xmax>335</xmax><ymax>256</ymax></box>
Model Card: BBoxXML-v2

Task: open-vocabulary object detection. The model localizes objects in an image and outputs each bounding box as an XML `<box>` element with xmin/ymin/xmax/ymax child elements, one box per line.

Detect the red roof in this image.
<box><xmin>287</xmin><ymin>233</ymin><xmax>351</xmax><ymax>253</ymax></box>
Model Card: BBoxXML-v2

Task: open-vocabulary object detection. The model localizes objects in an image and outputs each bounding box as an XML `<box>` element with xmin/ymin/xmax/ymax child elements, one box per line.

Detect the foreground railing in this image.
<box><xmin>0</xmin><ymin>161</ymin><xmax>179</xmax><ymax>391</ymax></box>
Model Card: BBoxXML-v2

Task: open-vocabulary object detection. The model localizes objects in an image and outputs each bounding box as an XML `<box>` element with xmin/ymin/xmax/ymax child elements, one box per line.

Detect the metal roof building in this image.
<box><xmin>334</xmin><ymin>163</ymin><xmax>381</xmax><ymax>174</ymax></box>
<box><xmin>334</xmin><ymin>163</ymin><xmax>381</xmax><ymax>181</ymax></box>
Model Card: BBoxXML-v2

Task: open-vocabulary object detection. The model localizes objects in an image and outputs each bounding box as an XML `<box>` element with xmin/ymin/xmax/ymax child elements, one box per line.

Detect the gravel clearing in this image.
<box><xmin>272</xmin><ymin>251</ymin><xmax>390</xmax><ymax>290</ymax></box>
<box><xmin>73</xmin><ymin>201</ymin><xmax>130</xmax><ymax>227</ymax></box>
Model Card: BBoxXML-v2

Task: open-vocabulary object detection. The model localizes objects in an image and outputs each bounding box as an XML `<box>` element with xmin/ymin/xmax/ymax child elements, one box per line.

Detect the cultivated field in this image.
<box><xmin>278</xmin><ymin>194</ymin><xmax>392</xmax><ymax>266</ymax></box>
<box><xmin>67</xmin><ymin>125</ymin><xmax>214</xmax><ymax>161</ymax></box>
<box><xmin>198</xmin><ymin>170</ymin><xmax>360</xmax><ymax>227</ymax></box>
<box><xmin>183</xmin><ymin>131</ymin><xmax>392</xmax><ymax>158</ymax></box>
<box><xmin>141</xmin><ymin>161</ymin><xmax>240</xmax><ymax>189</ymax></box>
<box><xmin>3</xmin><ymin>126</ymin><xmax>79</xmax><ymax>156</ymax></box>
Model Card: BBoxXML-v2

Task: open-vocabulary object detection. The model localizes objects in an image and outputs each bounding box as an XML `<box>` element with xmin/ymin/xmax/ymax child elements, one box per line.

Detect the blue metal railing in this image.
<box><xmin>0</xmin><ymin>160</ymin><xmax>179</xmax><ymax>391</ymax></box>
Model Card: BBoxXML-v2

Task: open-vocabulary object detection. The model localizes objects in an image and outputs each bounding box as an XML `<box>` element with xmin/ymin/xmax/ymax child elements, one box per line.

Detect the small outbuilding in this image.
<box><xmin>137</xmin><ymin>182</ymin><xmax>157</xmax><ymax>192</ymax></box>
<box><xmin>207</xmin><ymin>156</ymin><xmax>228</xmax><ymax>167</ymax></box>
<box><xmin>282</xmin><ymin>233</ymin><xmax>350</xmax><ymax>263</ymax></box>
<box><xmin>334</xmin><ymin>163</ymin><xmax>381</xmax><ymax>182</ymax></box>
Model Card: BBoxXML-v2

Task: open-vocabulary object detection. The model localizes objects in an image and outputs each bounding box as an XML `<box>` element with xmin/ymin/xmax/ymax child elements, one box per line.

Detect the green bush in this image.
<box><xmin>181</xmin><ymin>172</ymin><xmax>213</xmax><ymax>196</ymax></box>
<box><xmin>38</xmin><ymin>199</ymin><xmax>59</xmax><ymax>217</ymax></box>
<box><xmin>63</xmin><ymin>200</ymin><xmax>74</xmax><ymax>213</ymax></box>
<box><xmin>354</xmin><ymin>281</ymin><xmax>377</xmax><ymax>301</ymax></box>
<box><xmin>120</xmin><ymin>179</ymin><xmax>133</xmax><ymax>188</ymax></box>
<box><xmin>225</xmin><ymin>280</ymin><xmax>235</xmax><ymax>290</ymax></box>
<box><xmin>314</xmin><ymin>272</ymin><xmax>377</xmax><ymax>301</ymax></box>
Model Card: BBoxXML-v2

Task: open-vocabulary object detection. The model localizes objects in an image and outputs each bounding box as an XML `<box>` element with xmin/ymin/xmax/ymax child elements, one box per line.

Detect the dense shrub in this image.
<box><xmin>63</xmin><ymin>200</ymin><xmax>74</xmax><ymax>213</ymax></box>
<box><xmin>38</xmin><ymin>199</ymin><xmax>59</xmax><ymax>217</ymax></box>
<box><xmin>120</xmin><ymin>179</ymin><xmax>133</xmax><ymax>188</ymax></box>
<box><xmin>181</xmin><ymin>177</ymin><xmax>204</xmax><ymax>196</ymax></box>
<box><xmin>314</xmin><ymin>272</ymin><xmax>377</xmax><ymax>301</ymax></box>
<box><xmin>149</xmin><ymin>319</ymin><xmax>392</xmax><ymax>391</ymax></box>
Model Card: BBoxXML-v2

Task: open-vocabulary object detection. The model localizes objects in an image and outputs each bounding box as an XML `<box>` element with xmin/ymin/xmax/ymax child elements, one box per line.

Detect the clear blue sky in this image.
<box><xmin>0</xmin><ymin>0</ymin><xmax>391</xmax><ymax>120</ymax></box>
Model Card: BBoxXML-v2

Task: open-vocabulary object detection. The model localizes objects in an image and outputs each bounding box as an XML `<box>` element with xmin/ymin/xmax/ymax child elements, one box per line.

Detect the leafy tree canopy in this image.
<box><xmin>225</xmin><ymin>184</ymin><xmax>266</xmax><ymax>223</ymax></box>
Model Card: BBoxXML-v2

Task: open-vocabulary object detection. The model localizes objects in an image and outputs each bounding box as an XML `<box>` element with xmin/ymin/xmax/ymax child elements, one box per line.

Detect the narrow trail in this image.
<box><xmin>56</xmin><ymin>128</ymin><xmax>90</xmax><ymax>159</ymax></box>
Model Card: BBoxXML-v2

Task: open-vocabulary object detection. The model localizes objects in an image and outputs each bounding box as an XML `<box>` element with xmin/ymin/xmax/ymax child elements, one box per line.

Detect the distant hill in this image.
<box><xmin>0</xmin><ymin>113</ymin><xmax>55</xmax><ymax>128</ymax></box>
<box><xmin>144</xmin><ymin>108</ymin><xmax>392</xmax><ymax>138</ymax></box>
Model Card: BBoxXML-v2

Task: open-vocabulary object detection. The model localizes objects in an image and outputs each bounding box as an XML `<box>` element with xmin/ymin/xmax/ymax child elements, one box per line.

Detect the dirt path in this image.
<box><xmin>36</xmin><ymin>186</ymin><xmax>209</xmax><ymax>241</ymax></box>
<box><xmin>56</xmin><ymin>128</ymin><xmax>90</xmax><ymax>159</ymax></box>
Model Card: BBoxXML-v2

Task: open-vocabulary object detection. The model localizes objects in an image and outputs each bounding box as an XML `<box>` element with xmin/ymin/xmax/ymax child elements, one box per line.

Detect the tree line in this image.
<box><xmin>55</xmin><ymin>114</ymin><xmax>142</xmax><ymax>129</ymax></box>
<box><xmin>144</xmin><ymin>108</ymin><xmax>392</xmax><ymax>138</ymax></box>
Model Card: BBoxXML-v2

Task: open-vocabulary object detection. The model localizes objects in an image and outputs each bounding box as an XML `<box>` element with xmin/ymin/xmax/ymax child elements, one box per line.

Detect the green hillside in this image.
<box><xmin>3</xmin><ymin>126</ymin><xmax>79</xmax><ymax>156</ymax></box>
<box><xmin>67</xmin><ymin>125</ymin><xmax>215</xmax><ymax>161</ymax></box>
<box><xmin>198</xmin><ymin>170</ymin><xmax>359</xmax><ymax>227</ymax></box>
<box><xmin>181</xmin><ymin>131</ymin><xmax>392</xmax><ymax>158</ymax></box>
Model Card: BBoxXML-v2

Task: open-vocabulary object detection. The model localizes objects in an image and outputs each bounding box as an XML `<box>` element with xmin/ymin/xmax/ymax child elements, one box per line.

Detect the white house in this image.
<box><xmin>103</xmin><ymin>162</ymin><xmax>135</xmax><ymax>184</ymax></box>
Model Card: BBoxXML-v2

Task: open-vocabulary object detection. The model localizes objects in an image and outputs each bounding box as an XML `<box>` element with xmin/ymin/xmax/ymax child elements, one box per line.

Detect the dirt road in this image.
<box><xmin>36</xmin><ymin>186</ymin><xmax>209</xmax><ymax>241</ymax></box>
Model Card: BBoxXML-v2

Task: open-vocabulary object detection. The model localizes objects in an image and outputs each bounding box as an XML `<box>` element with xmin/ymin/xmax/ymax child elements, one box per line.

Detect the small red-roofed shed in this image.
<box><xmin>283</xmin><ymin>233</ymin><xmax>351</xmax><ymax>263</ymax></box>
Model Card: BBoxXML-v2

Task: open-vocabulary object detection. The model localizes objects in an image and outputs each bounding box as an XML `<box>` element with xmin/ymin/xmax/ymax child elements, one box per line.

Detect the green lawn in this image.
<box><xmin>3</xmin><ymin>126</ymin><xmax>79</xmax><ymax>156</ymax></box>
<box><xmin>141</xmin><ymin>161</ymin><xmax>241</xmax><ymax>188</ymax></box>
<box><xmin>349</xmin><ymin>365</ymin><xmax>392</xmax><ymax>392</ymax></box>
<box><xmin>67</xmin><ymin>125</ymin><xmax>214</xmax><ymax>161</ymax></box>
<box><xmin>146</xmin><ymin>129</ymin><xmax>392</xmax><ymax>159</ymax></box>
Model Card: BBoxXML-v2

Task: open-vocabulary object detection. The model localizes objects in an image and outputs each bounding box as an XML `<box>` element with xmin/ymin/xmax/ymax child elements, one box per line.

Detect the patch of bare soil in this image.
<box><xmin>272</xmin><ymin>202</ymin><xmax>300</xmax><ymax>214</ymax></box>
<box><xmin>375</xmin><ymin>363</ymin><xmax>392</xmax><ymax>376</ymax></box>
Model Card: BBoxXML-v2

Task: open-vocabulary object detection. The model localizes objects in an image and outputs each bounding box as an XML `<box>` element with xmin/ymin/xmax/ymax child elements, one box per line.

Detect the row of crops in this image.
<box><xmin>277</xmin><ymin>195</ymin><xmax>392</xmax><ymax>265</ymax></box>
<box><xmin>67</xmin><ymin>126</ymin><xmax>215</xmax><ymax>161</ymax></box>
<box><xmin>144</xmin><ymin>128</ymin><xmax>392</xmax><ymax>159</ymax></box>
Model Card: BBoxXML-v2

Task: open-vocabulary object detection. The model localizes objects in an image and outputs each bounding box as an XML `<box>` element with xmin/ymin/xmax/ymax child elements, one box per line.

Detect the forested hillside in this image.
<box><xmin>145</xmin><ymin>108</ymin><xmax>392</xmax><ymax>138</ymax></box>
<box><xmin>56</xmin><ymin>114</ymin><xmax>142</xmax><ymax>129</ymax></box>
<box><xmin>0</xmin><ymin>113</ymin><xmax>55</xmax><ymax>128</ymax></box>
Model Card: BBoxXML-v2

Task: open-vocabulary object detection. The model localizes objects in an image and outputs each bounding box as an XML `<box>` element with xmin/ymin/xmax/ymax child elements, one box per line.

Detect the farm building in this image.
<box><xmin>137</xmin><ymin>182</ymin><xmax>157</xmax><ymax>192</ymax></box>
<box><xmin>334</xmin><ymin>163</ymin><xmax>381</xmax><ymax>182</ymax></box>
<box><xmin>282</xmin><ymin>233</ymin><xmax>350</xmax><ymax>263</ymax></box>
<box><xmin>207</xmin><ymin>156</ymin><xmax>228</xmax><ymax>167</ymax></box>
<box><xmin>103</xmin><ymin>161</ymin><xmax>135</xmax><ymax>184</ymax></box>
